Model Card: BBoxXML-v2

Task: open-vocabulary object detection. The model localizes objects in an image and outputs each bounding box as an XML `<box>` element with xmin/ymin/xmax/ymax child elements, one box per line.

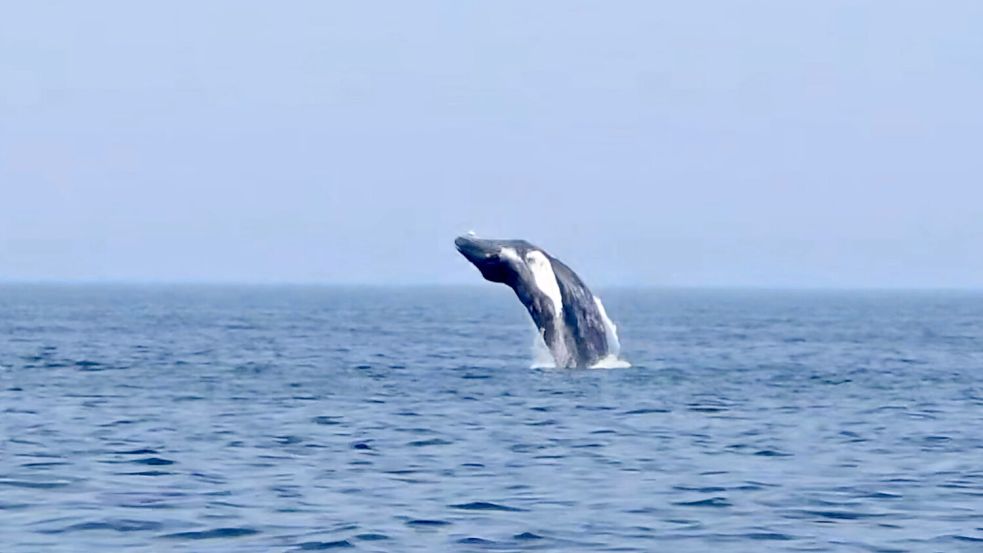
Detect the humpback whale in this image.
<box><xmin>454</xmin><ymin>235</ymin><xmax>623</xmax><ymax>368</ymax></box>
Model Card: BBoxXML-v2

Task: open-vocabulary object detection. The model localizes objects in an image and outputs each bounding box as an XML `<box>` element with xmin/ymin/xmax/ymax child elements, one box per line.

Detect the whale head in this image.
<box><xmin>454</xmin><ymin>235</ymin><xmax>565</xmax><ymax>318</ymax></box>
<box><xmin>454</xmin><ymin>235</ymin><xmax>534</xmax><ymax>285</ymax></box>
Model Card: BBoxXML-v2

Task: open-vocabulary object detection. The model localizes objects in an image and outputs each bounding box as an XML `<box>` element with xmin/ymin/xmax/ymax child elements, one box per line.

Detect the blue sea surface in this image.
<box><xmin>1</xmin><ymin>285</ymin><xmax>982</xmax><ymax>552</ymax></box>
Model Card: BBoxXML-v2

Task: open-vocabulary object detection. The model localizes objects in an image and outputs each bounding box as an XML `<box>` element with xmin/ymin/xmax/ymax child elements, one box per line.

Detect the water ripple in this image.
<box><xmin>3</xmin><ymin>286</ymin><xmax>982</xmax><ymax>553</ymax></box>
<box><xmin>450</xmin><ymin>501</ymin><xmax>526</xmax><ymax>512</ymax></box>
<box><xmin>162</xmin><ymin>527</ymin><xmax>261</xmax><ymax>540</ymax></box>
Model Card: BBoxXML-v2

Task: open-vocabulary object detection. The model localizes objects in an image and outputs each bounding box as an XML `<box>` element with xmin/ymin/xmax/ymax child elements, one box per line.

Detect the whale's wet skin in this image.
<box><xmin>454</xmin><ymin>235</ymin><xmax>625</xmax><ymax>368</ymax></box>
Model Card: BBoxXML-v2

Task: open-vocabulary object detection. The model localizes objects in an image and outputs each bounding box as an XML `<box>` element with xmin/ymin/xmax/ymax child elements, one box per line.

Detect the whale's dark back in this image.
<box><xmin>549</xmin><ymin>256</ymin><xmax>609</xmax><ymax>367</ymax></box>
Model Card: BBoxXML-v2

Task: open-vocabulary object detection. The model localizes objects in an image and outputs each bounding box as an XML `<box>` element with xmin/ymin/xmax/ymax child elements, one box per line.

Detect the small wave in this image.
<box><xmin>121</xmin><ymin>470</ymin><xmax>173</xmax><ymax>477</ymax></box>
<box><xmin>117</xmin><ymin>448</ymin><xmax>159</xmax><ymax>455</ymax></box>
<box><xmin>673</xmin><ymin>497</ymin><xmax>733</xmax><ymax>508</ymax></box>
<box><xmin>754</xmin><ymin>449</ymin><xmax>792</xmax><ymax>457</ymax></box>
<box><xmin>355</xmin><ymin>533</ymin><xmax>389</xmax><ymax>541</ymax></box>
<box><xmin>0</xmin><ymin>502</ymin><xmax>29</xmax><ymax>511</ymax></box>
<box><xmin>296</xmin><ymin>540</ymin><xmax>354</xmax><ymax>550</ymax></box>
<box><xmin>802</xmin><ymin>509</ymin><xmax>885</xmax><ymax>520</ymax></box>
<box><xmin>450</xmin><ymin>501</ymin><xmax>525</xmax><ymax>512</ymax></box>
<box><xmin>408</xmin><ymin>438</ymin><xmax>453</xmax><ymax>447</ymax></box>
<box><xmin>458</xmin><ymin>537</ymin><xmax>497</xmax><ymax>545</ymax></box>
<box><xmin>75</xmin><ymin>360</ymin><xmax>104</xmax><ymax>370</ymax></box>
<box><xmin>162</xmin><ymin>527</ymin><xmax>260</xmax><ymax>540</ymax></box>
<box><xmin>131</xmin><ymin>457</ymin><xmax>175</xmax><ymax>466</ymax></box>
<box><xmin>743</xmin><ymin>532</ymin><xmax>794</xmax><ymax>541</ymax></box>
<box><xmin>624</xmin><ymin>408</ymin><xmax>669</xmax><ymax>415</ymax></box>
<box><xmin>21</xmin><ymin>461</ymin><xmax>69</xmax><ymax>468</ymax></box>
<box><xmin>0</xmin><ymin>479</ymin><xmax>71</xmax><ymax>489</ymax></box>
<box><xmin>406</xmin><ymin>519</ymin><xmax>452</xmax><ymax>527</ymax></box>
<box><xmin>43</xmin><ymin>519</ymin><xmax>163</xmax><ymax>534</ymax></box>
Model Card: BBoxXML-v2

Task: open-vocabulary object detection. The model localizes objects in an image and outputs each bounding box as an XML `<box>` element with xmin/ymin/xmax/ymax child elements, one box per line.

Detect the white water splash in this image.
<box><xmin>530</xmin><ymin>326</ymin><xmax>556</xmax><ymax>369</ymax></box>
<box><xmin>589</xmin><ymin>296</ymin><xmax>631</xmax><ymax>369</ymax></box>
<box><xmin>593</xmin><ymin>297</ymin><xmax>621</xmax><ymax>355</ymax></box>
<box><xmin>589</xmin><ymin>354</ymin><xmax>632</xmax><ymax>369</ymax></box>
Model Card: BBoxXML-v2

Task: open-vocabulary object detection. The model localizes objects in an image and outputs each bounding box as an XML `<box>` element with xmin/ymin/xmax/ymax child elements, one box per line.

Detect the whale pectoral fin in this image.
<box><xmin>522</xmin><ymin>295</ymin><xmax>554</xmax><ymax>332</ymax></box>
<box><xmin>541</xmin><ymin>318</ymin><xmax>558</xmax><ymax>347</ymax></box>
<box><xmin>540</xmin><ymin>320</ymin><xmax>569</xmax><ymax>368</ymax></box>
<box><xmin>525</xmin><ymin>297</ymin><xmax>572</xmax><ymax>368</ymax></box>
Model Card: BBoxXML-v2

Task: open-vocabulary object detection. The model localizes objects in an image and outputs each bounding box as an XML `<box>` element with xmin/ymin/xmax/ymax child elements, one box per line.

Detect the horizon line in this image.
<box><xmin>0</xmin><ymin>279</ymin><xmax>981</xmax><ymax>293</ymax></box>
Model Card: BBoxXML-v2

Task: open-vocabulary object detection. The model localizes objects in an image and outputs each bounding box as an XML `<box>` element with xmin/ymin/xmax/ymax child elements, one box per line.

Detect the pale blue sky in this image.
<box><xmin>2</xmin><ymin>2</ymin><xmax>981</xmax><ymax>287</ymax></box>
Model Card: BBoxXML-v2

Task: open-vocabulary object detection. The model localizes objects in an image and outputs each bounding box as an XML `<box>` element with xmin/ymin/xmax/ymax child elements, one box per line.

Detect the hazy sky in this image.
<box><xmin>2</xmin><ymin>2</ymin><xmax>981</xmax><ymax>287</ymax></box>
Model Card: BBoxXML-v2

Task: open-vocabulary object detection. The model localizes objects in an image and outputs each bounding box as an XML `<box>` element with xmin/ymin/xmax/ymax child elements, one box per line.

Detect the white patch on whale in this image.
<box><xmin>499</xmin><ymin>246</ymin><xmax>521</xmax><ymax>263</ymax></box>
<box><xmin>523</xmin><ymin>249</ymin><xmax>572</xmax><ymax>367</ymax></box>
<box><xmin>524</xmin><ymin>250</ymin><xmax>563</xmax><ymax>315</ymax></box>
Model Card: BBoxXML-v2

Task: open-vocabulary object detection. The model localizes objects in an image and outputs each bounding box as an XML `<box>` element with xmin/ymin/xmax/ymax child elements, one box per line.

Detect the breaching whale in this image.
<box><xmin>454</xmin><ymin>235</ymin><xmax>623</xmax><ymax>368</ymax></box>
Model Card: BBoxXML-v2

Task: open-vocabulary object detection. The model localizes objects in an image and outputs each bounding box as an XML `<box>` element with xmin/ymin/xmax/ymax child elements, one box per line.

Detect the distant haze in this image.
<box><xmin>2</xmin><ymin>2</ymin><xmax>981</xmax><ymax>287</ymax></box>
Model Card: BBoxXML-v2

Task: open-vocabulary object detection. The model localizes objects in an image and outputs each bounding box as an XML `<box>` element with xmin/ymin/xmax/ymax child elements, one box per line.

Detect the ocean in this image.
<box><xmin>1</xmin><ymin>285</ymin><xmax>982</xmax><ymax>552</ymax></box>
